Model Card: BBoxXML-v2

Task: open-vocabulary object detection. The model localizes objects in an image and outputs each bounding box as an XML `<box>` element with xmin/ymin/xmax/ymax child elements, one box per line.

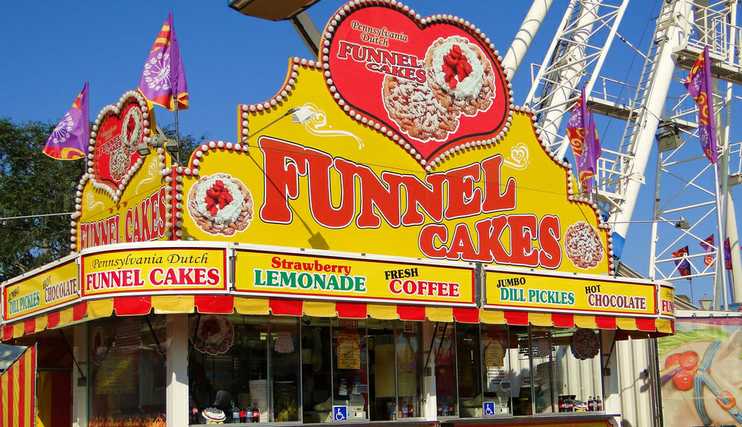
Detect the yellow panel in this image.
<box><xmin>616</xmin><ymin>317</ymin><xmax>638</xmax><ymax>331</ymax></box>
<box><xmin>528</xmin><ymin>312</ymin><xmax>552</xmax><ymax>327</ymax></box>
<box><xmin>12</xmin><ymin>322</ymin><xmax>24</xmax><ymax>339</ymax></box>
<box><xmin>152</xmin><ymin>295</ymin><xmax>195</xmax><ymax>314</ymax></box>
<box><xmin>425</xmin><ymin>307</ymin><xmax>453</xmax><ymax>322</ymax></box>
<box><xmin>574</xmin><ymin>314</ymin><xmax>598</xmax><ymax>329</ymax></box>
<box><xmin>33</xmin><ymin>315</ymin><xmax>47</xmax><ymax>334</ymax></box>
<box><xmin>87</xmin><ymin>299</ymin><xmax>113</xmax><ymax>319</ymax></box>
<box><xmin>3</xmin><ymin>260</ymin><xmax>78</xmax><ymax>321</ymax></box>
<box><xmin>656</xmin><ymin>318</ymin><xmax>673</xmax><ymax>334</ymax></box>
<box><xmin>367</xmin><ymin>304</ymin><xmax>398</xmax><ymax>320</ymax></box>
<box><xmin>303</xmin><ymin>301</ymin><xmax>337</xmax><ymax>317</ymax></box>
<box><xmin>56</xmin><ymin>307</ymin><xmax>74</xmax><ymax>329</ymax></box>
<box><xmin>479</xmin><ymin>309</ymin><xmax>506</xmax><ymax>324</ymax></box>
<box><xmin>234</xmin><ymin>297</ymin><xmax>270</xmax><ymax>315</ymax></box>
<box><xmin>485</xmin><ymin>269</ymin><xmax>656</xmax><ymax>317</ymax></box>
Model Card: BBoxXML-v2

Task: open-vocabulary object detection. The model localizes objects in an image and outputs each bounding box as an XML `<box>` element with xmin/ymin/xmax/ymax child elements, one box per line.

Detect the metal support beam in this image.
<box><xmin>503</xmin><ymin>0</ymin><xmax>555</xmax><ymax>80</ymax></box>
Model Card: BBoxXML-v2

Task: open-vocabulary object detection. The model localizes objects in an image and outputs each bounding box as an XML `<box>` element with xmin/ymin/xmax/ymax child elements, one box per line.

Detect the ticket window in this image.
<box><xmin>368</xmin><ymin>320</ymin><xmax>397</xmax><ymax>421</ymax></box>
<box><xmin>456</xmin><ymin>324</ymin><xmax>482</xmax><ymax>417</ymax></box>
<box><xmin>509</xmin><ymin>326</ymin><xmax>533</xmax><ymax>416</ymax></box>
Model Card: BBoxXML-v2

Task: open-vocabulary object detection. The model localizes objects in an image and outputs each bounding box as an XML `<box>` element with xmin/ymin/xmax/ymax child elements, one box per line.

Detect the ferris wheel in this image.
<box><xmin>519</xmin><ymin>0</ymin><xmax>742</xmax><ymax>310</ymax></box>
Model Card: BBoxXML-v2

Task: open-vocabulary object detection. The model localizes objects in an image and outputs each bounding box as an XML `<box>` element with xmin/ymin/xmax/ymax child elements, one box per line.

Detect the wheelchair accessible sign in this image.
<box><xmin>332</xmin><ymin>405</ymin><xmax>348</xmax><ymax>421</ymax></box>
<box><xmin>483</xmin><ymin>401</ymin><xmax>496</xmax><ymax>417</ymax></box>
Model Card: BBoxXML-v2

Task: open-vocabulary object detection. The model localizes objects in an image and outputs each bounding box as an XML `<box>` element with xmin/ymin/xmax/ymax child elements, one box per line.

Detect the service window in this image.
<box><xmin>88</xmin><ymin>316</ymin><xmax>167</xmax><ymax>426</ymax></box>
<box><xmin>433</xmin><ymin>324</ymin><xmax>457</xmax><ymax>417</ymax></box>
<box><xmin>481</xmin><ymin>325</ymin><xmax>512</xmax><ymax>416</ymax></box>
<box><xmin>456</xmin><ymin>323</ymin><xmax>482</xmax><ymax>417</ymax></box>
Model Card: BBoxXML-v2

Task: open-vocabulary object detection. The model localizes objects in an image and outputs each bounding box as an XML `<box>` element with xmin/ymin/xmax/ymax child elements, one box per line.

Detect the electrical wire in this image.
<box><xmin>0</xmin><ymin>211</ymin><xmax>74</xmax><ymax>222</ymax></box>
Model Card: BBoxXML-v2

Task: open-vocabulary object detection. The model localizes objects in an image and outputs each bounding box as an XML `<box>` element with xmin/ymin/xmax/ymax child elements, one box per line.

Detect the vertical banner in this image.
<box><xmin>0</xmin><ymin>344</ymin><xmax>37</xmax><ymax>427</ymax></box>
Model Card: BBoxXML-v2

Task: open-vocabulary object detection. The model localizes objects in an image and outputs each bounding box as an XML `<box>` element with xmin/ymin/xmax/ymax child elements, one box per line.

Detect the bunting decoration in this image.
<box><xmin>566</xmin><ymin>88</ymin><xmax>601</xmax><ymax>193</ymax></box>
<box><xmin>43</xmin><ymin>82</ymin><xmax>89</xmax><ymax>160</ymax></box>
<box><xmin>138</xmin><ymin>13</ymin><xmax>189</xmax><ymax>110</ymax></box>
<box><xmin>700</xmin><ymin>234</ymin><xmax>715</xmax><ymax>267</ymax></box>
<box><xmin>672</xmin><ymin>246</ymin><xmax>691</xmax><ymax>278</ymax></box>
<box><xmin>684</xmin><ymin>46</ymin><xmax>718</xmax><ymax>164</ymax></box>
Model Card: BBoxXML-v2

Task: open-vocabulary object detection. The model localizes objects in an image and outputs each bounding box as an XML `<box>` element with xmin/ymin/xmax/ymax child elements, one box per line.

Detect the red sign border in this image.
<box><xmin>319</xmin><ymin>0</ymin><xmax>513</xmax><ymax>172</ymax></box>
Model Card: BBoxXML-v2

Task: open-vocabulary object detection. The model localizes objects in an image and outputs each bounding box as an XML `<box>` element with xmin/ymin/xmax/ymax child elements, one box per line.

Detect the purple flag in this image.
<box><xmin>684</xmin><ymin>46</ymin><xmax>718</xmax><ymax>163</ymax></box>
<box><xmin>672</xmin><ymin>246</ymin><xmax>692</xmax><ymax>278</ymax></box>
<box><xmin>566</xmin><ymin>89</ymin><xmax>601</xmax><ymax>193</ymax></box>
<box><xmin>138</xmin><ymin>13</ymin><xmax>189</xmax><ymax>110</ymax></box>
<box><xmin>43</xmin><ymin>82</ymin><xmax>89</xmax><ymax>160</ymax></box>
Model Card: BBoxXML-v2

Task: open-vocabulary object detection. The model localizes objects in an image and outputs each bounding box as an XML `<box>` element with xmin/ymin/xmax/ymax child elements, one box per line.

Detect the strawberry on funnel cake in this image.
<box><xmin>188</xmin><ymin>173</ymin><xmax>253</xmax><ymax>236</ymax></box>
<box><xmin>426</xmin><ymin>35</ymin><xmax>495</xmax><ymax>116</ymax></box>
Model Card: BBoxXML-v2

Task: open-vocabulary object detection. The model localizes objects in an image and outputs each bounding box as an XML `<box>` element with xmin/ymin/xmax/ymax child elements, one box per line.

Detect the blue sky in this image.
<box><xmin>1</xmin><ymin>0</ymin><xmax>728</xmax><ymax>302</ymax></box>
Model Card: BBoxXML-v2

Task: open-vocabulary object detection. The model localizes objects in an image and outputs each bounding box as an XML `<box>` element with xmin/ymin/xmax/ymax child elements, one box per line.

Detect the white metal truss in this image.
<box><xmin>525</xmin><ymin>0</ymin><xmax>628</xmax><ymax>154</ymax></box>
<box><xmin>649</xmin><ymin>0</ymin><xmax>742</xmax><ymax>308</ymax></box>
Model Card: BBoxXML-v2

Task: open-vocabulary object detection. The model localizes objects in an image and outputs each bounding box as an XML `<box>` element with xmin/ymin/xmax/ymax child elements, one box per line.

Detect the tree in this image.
<box><xmin>0</xmin><ymin>119</ymin><xmax>205</xmax><ymax>282</ymax></box>
<box><xmin>0</xmin><ymin>118</ymin><xmax>81</xmax><ymax>281</ymax></box>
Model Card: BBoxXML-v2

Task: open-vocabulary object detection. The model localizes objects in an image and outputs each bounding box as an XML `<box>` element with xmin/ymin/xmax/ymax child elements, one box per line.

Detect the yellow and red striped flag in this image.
<box><xmin>0</xmin><ymin>345</ymin><xmax>36</xmax><ymax>427</ymax></box>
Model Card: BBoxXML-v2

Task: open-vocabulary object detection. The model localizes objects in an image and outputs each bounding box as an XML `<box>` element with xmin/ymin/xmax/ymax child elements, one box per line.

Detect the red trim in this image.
<box><xmin>504</xmin><ymin>311</ymin><xmax>529</xmax><ymax>326</ymax></box>
<box><xmin>595</xmin><ymin>316</ymin><xmax>617</xmax><ymax>330</ymax></box>
<box><xmin>636</xmin><ymin>317</ymin><xmax>657</xmax><ymax>332</ymax></box>
<box><xmin>113</xmin><ymin>296</ymin><xmax>152</xmax><ymax>316</ymax></box>
<box><xmin>336</xmin><ymin>302</ymin><xmax>367</xmax><ymax>319</ymax></box>
<box><xmin>195</xmin><ymin>295</ymin><xmax>234</xmax><ymax>314</ymax></box>
<box><xmin>269</xmin><ymin>299</ymin><xmax>303</xmax><ymax>316</ymax></box>
<box><xmin>453</xmin><ymin>307</ymin><xmax>479</xmax><ymax>323</ymax></box>
<box><xmin>47</xmin><ymin>311</ymin><xmax>60</xmax><ymax>329</ymax></box>
<box><xmin>2</xmin><ymin>325</ymin><xmax>12</xmax><ymax>342</ymax></box>
<box><xmin>72</xmin><ymin>301</ymin><xmax>87</xmax><ymax>321</ymax></box>
<box><xmin>397</xmin><ymin>305</ymin><xmax>425</xmax><ymax>321</ymax></box>
<box><xmin>552</xmin><ymin>313</ymin><xmax>574</xmax><ymax>328</ymax></box>
<box><xmin>17</xmin><ymin>350</ymin><xmax>25</xmax><ymax>427</ymax></box>
<box><xmin>29</xmin><ymin>346</ymin><xmax>36</xmax><ymax>427</ymax></box>
<box><xmin>23</xmin><ymin>318</ymin><xmax>35</xmax><ymax>335</ymax></box>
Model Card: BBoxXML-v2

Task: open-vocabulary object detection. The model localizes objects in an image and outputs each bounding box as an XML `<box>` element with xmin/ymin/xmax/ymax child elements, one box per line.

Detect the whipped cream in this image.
<box><xmin>430</xmin><ymin>36</ymin><xmax>485</xmax><ymax>100</ymax></box>
<box><xmin>193</xmin><ymin>174</ymin><xmax>245</xmax><ymax>226</ymax></box>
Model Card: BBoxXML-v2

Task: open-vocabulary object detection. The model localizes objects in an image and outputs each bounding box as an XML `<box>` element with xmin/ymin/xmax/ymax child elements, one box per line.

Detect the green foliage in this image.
<box><xmin>0</xmin><ymin>118</ymin><xmax>81</xmax><ymax>281</ymax></box>
<box><xmin>657</xmin><ymin>326</ymin><xmax>729</xmax><ymax>356</ymax></box>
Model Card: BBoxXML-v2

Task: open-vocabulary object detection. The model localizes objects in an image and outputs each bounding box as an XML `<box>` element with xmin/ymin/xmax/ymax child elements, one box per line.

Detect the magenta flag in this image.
<box><xmin>700</xmin><ymin>234</ymin><xmax>714</xmax><ymax>267</ymax></box>
<box><xmin>43</xmin><ymin>82</ymin><xmax>89</xmax><ymax>160</ymax></box>
<box><xmin>684</xmin><ymin>46</ymin><xmax>718</xmax><ymax>163</ymax></box>
<box><xmin>566</xmin><ymin>88</ymin><xmax>601</xmax><ymax>193</ymax></box>
<box><xmin>138</xmin><ymin>13</ymin><xmax>189</xmax><ymax>110</ymax></box>
<box><xmin>724</xmin><ymin>238</ymin><xmax>733</xmax><ymax>270</ymax></box>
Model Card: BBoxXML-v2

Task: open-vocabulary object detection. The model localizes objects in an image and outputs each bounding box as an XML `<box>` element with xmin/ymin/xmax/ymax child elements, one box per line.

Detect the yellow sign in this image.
<box><xmin>3</xmin><ymin>260</ymin><xmax>79</xmax><ymax>321</ymax></box>
<box><xmin>484</xmin><ymin>269</ymin><xmax>657</xmax><ymax>316</ymax></box>
<box><xmin>180</xmin><ymin>63</ymin><xmax>611</xmax><ymax>276</ymax></box>
<box><xmin>659</xmin><ymin>285</ymin><xmax>675</xmax><ymax>316</ymax></box>
<box><xmin>234</xmin><ymin>248</ymin><xmax>475</xmax><ymax>306</ymax></box>
<box><xmin>81</xmin><ymin>247</ymin><xmax>227</xmax><ymax>297</ymax></box>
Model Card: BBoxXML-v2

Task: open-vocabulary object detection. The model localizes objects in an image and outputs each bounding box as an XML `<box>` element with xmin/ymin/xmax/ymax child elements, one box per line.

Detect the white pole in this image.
<box><xmin>502</xmin><ymin>0</ymin><xmax>555</xmax><ymax>81</ymax></box>
<box><xmin>166</xmin><ymin>314</ymin><xmax>190</xmax><ymax>426</ymax></box>
<box><xmin>611</xmin><ymin>0</ymin><xmax>694</xmax><ymax>241</ymax></box>
<box><xmin>713</xmin><ymin>164</ymin><xmax>729</xmax><ymax>310</ymax></box>
<box><xmin>726</xmin><ymin>194</ymin><xmax>742</xmax><ymax>303</ymax></box>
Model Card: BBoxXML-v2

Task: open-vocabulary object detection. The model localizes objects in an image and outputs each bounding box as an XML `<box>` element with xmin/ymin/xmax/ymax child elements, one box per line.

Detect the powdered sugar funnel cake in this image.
<box><xmin>426</xmin><ymin>36</ymin><xmax>495</xmax><ymax>116</ymax></box>
<box><xmin>382</xmin><ymin>76</ymin><xmax>456</xmax><ymax>141</ymax></box>
<box><xmin>564</xmin><ymin>221</ymin><xmax>604</xmax><ymax>269</ymax></box>
<box><xmin>188</xmin><ymin>173</ymin><xmax>253</xmax><ymax>236</ymax></box>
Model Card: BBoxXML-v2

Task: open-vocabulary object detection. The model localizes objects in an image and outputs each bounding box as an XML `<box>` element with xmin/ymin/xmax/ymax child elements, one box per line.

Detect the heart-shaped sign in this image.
<box><xmin>322</xmin><ymin>1</ymin><xmax>511</xmax><ymax>169</ymax></box>
<box><xmin>90</xmin><ymin>91</ymin><xmax>150</xmax><ymax>199</ymax></box>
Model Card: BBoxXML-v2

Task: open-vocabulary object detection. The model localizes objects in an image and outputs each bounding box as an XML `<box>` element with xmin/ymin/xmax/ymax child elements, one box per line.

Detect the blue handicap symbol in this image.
<box><xmin>483</xmin><ymin>401</ymin><xmax>496</xmax><ymax>416</ymax></box>
<box><xmin>333</xmin><ymin>405</ymin><xmax>348</xmax><ymax>421</ymax></box>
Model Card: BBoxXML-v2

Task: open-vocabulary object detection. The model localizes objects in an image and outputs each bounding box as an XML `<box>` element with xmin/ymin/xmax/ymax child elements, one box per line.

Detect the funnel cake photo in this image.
<box><xmin>188</xmin><ymin>173</ymin><xmax>253</xmax><ymax>236</ymax></box>
<box><xmin>381</xmin><ymin>35</ymin><xmax>496</xmax><ymax>143</ymax></box>
<box><xmin>564</xmin><ymin>221</ymin><xmax>605</xmax><ymax>269</ymax></box>
<box><xmin>382</xmin><ymin>75</ymin><xmax>456</xmax><ymax>141</ymax></box>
